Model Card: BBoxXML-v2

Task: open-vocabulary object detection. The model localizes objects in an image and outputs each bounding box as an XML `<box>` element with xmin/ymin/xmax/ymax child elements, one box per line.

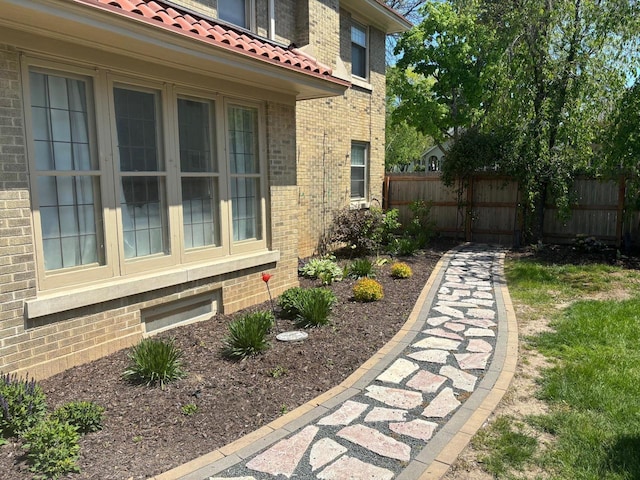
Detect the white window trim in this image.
<box><xmin>350</xmin><ymin>142</ymin><xmax>369</xmax><ymax>206</ymax></box>
<box><xmin>351</xmin><ymin>20</ymin><xmax>369</xmax><ymax>81</ymax></box>
<box><xmin>22</xmin><ymin>55</ymin><xmax>270</xmax><ymax>293</ymax></box>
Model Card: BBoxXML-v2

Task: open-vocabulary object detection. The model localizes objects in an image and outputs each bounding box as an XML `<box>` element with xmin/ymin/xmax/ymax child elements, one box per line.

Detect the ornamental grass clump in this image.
<box><xmin>292</xmin><ymin>288</ymin><xmax>337</xmax><ymax>328</ymax></box>
<box><xmin>347</xmin><ymin>258</ymin><xmax>376</xmax><ymax>279</ymax></box>
<box><xmin>391</xmin><ymin>262</ymin><xmax>413</xmax><ymax>279</ymax></box>
<box><xmin>51</xmin><ymin>401</ymin><xmax>105</xmax><ymax>434</ymax></box>
<box><xmin>221</xmin><ymin>311</ymin><xmax>274</xmax><ymax>360</ymax></box>
<box><xmin>353</xmin><ymin>278</ymin><xmax>384</xmax><ymax>302</ymax></box>
<box><xmin>0</xmin><ymin>372</ymin><xmax>47</xmax><ymax>438</ymax></box>
<box><xmin>123</xmin><ymin>338</ymin><xmax>186</xmax><ymax>389</ymax></box>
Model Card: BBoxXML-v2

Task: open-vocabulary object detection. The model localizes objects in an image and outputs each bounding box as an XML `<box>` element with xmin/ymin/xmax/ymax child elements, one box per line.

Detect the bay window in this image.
<box><xmin>25</xmin><ymin>60</ymin><xmax>268</xmax><ymax>291</ymax></box>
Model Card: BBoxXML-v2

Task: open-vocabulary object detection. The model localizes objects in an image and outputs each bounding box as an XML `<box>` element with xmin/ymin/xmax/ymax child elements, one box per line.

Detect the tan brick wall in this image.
<box><xmin>0</xmin><ymin>45</ymin><xmax>300</xmax><ymax>380</ymax></box>
<box><xmin>295</xmin><ymin>5</ymin><xmax>387</xmax><ymax>258</ymax></box>
<box><xmin>0</xmin><ymin>44</ymin><xmax>39</xmax><ymax>372</ymax></box>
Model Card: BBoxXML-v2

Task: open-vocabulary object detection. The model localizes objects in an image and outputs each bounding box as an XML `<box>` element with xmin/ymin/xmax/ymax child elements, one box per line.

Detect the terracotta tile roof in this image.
<box><xmin>73</xmin><ymin>0</ymin><xmax>342</xmax><ymax>82</ymax></box>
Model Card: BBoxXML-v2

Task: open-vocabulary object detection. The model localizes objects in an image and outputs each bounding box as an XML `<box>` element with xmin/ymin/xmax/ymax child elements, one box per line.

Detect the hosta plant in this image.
<box><xmin>221</xmin><ymin>311</ymin><xmax>274</xmax><ymax>360</ymax></box>
<box><xmin>391</xmin><ymin>262</ymin><xmax>413</xmax><ymax>279</ymax></box>
<box><xmin>51</xmin><ymin>401</ymin><xmax>105</xmax><ymax>434</ymax></box>
<box><xmin>299</xmin><ymin>257</ymin><xmax>343</xmax><ymax>284</ymax></box>
<box><xmin>353</xmin><ymin>278</ymin><xmax>384</xmax><ymax>302</ymax></box>
<box><xmin>0</xmin><ymin>372</ymin><xmax>47</xmax><ymax>438</ymax></box>
<box><xmin>123</xmin><ymin>338</ymin><xmax>186</xmax><ymax>389</ymax></box>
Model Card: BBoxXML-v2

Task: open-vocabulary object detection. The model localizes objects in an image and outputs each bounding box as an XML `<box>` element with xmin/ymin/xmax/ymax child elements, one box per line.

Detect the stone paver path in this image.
<box><xmin>182</xmin><ymin>246</ymin><xmax>506</xmax><ymax>480</ymax></box>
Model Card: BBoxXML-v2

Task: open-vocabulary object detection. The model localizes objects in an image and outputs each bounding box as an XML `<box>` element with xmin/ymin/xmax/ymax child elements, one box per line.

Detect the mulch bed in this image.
<box><xmin>1</xmin><ymin>242</ymin><xmax>457</xmax><ymax>480</ymax></box>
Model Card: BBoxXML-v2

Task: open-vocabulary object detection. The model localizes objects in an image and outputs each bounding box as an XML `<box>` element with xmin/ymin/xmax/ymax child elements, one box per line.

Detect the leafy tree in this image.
<box><xmin>392</xmin><ymin>0</ymin><xmax>640</xmax><ymax>241</ymax></box>
<box><xmin>385</xmin><ymin>68</ymin><xmax>431</xmax><ymax>172</ymax></box>
<box><xmin>392</xmin><ymin>1</ymin><xmax>503</xmax><ymax>144</ymax></box>
<box><xmin>604</xmin><ymin>80</ymin><xmax>640</xmax><ymax>213</ymax></box>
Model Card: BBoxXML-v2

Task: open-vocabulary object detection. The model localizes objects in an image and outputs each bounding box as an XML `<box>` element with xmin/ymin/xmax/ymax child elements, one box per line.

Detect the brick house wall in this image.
<box><xmin>0</xmin><ymin>0</ymin><xmax>402</xmax><ymax>379</ymax></box>
<box><xmin>0</xmin><ymin>42</ymin><xmax>300</xmax><ymax>380</ymax></box>
<box><xmin>296</xmin><ymin>3</ymin><xmax>387</xmax><ymax>257</ymax></box>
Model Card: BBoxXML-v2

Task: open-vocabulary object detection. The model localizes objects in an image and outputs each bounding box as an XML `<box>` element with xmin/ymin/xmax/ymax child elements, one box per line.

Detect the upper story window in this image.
<box><xmin>351</xmin><ymin>22</ymin><xmax>368</xmax><ymax>79</ymax></box>
<box><xmin>218</xmin><ymin>0</ymin><xmax>249</xmax><ymax>29</ymax></box>
<box><xmin>25</xmin><ymin>60</ymin><xmax>268</xmax><ymax>290</ymax></box>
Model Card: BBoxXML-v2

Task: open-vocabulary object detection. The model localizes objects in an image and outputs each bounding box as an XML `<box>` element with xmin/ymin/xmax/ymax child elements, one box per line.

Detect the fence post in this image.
<box><xmin>383</xmin><ymin>175</ymin><xmax>390</xmax><ymax>210</ymax></box>
<box><xmin>465</xmin><ymin>176</ymin><xmax>474</xmax><ymax>242</ymax></box>
<box><xmin>616</xmin><ymin>175</ymin><xmax>625</xmax><ymax>248</ymax></box>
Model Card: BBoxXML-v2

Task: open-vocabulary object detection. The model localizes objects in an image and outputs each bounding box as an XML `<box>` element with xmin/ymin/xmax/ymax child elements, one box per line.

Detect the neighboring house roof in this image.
<box><xmin>421</xmin><ymin>140</ymin><xmax>452</xmax><ymax>159</ymax></box>
<box><xmin>75</xmin><ymin>0</ymin><xmax>343</xmax><ymax>83</ymax></box>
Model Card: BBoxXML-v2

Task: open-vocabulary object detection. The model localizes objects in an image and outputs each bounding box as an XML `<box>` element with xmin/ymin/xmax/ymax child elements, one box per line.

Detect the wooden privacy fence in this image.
<box><xmin>383</xmin><ymin>173</ymin><xmax>639</xmax><ymax>247</ymax></box>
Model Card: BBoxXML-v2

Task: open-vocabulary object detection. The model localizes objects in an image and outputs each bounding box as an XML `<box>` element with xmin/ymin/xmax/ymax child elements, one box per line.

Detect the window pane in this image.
<box><xmin>30</xmin><ymin>72</ymin><xmax>95</xmax><ymax>171</ymax></box>
<box><xmin>351</xmin><ymin>168</ymin><xmax>365</xmax><ymax>199</ymax></box>
<box><xmin>120</xmin><ymin>176</ymin><xmax>168</xmax><ymax>259</ymax></box>
<box><xmin>351</xmin><ymin>24</ymin><xmax>366</xmax><ymax>47</ymax></box>
<box><xmin>114</xmin><ymin>87</ymin><xmax>162</xmax><ymax>172</ymax></box>
<box><xmin>351</xmin><ymin>146</ymin><xmax>366</xmax><ymax>166</ymax></box>
<box><xmin>37</xmin><ymin>175</ymin><xmax>104</xmax><ymax>270</ymax></box>
<box><xmin>178</xmin><ymin>98</ymin><xmax>216</xmax><ymax>172</ymax></box>
<box><xmin>228</xmin><ymin>105</ymin><xmax>258</xmax><ymax>174</ymax></box>
<box><xmin>351</xmin><ymin>144</ymin><xmax>367</xmax><ymax>199</ymax></box>
<box><xmin>352</xmin><ymin>44</ymin><xmax>367</xmax><ymax>78</ymax></box>
<box><xmin>219</xmin><ymin>0</ymin><xmax>246</xmax><ymax>28</ymax></box>
<box><xmin>182</xmin><ymin>177</ymin><xmax>219</xmax><ymax>249</ymax></box>
<box><xmin>231</xmin><ymin>177</ymin><xmax>261</xmax><ymax>241</ymax></box>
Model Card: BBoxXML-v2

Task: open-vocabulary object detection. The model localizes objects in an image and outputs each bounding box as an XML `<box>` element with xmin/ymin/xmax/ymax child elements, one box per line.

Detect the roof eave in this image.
<box><xmin>341</xmin><ymin>0</ymin><xmax>412</xmax><ymax>34</ymax></box>
<box><xmin>0</xmin><ymin>0</ymin><xmax>350</xmax><ymax>100</ymax></box>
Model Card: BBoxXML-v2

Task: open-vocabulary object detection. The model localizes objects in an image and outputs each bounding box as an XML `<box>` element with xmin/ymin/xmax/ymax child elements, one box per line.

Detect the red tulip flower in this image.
<box><xmin>262</xmin><ymin>272</ymin><xmax>276</xmax><ymax>328</ymax></box>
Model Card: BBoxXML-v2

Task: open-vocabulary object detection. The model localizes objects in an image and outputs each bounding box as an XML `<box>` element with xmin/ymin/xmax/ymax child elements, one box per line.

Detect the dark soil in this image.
<box><xmin>1</xmin><ymin>242</ymin><xmax>455</xmax><ymax>480</ymax></box>
<box><xmin>5</xmin><ymin>240</ymin><xmax>637</xmax><ymax>480</ymax></box>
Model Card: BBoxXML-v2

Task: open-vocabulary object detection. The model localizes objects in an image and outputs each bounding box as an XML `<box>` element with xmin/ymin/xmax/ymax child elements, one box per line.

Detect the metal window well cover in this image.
<box><xmin>276</xmin><ymin>331</ymin><xmax>308</xmax><ymax>342</ymax></box>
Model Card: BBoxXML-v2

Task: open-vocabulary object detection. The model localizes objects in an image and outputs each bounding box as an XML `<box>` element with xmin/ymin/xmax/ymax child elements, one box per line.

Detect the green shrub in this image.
<box><xmin>405</xmin><ymin>200</ymin><xmax>436</xmax><ymax>247</ymax></box>
<box><xmin>22</xmin><ymin>417</ymin><xmax>80</xmax><ymax>479</ymax></box>
<box><xmin>353</xmin><ymin>278</ymin><xmax>384</xmax><ymax>302</ymax></box>
<box><xmin>390</xmin><ymin>236</ymin><xmax>419</xmax><ymax>256</ymax></box>
<box><xmin>278</xmin><ymin>287</ymin><xmax>307</xmax><ymax>319</ymax></box>
<box><xmin>293</xmin><ymin>288</ymin><xmax>337</xmax><ymax>328</ymax></box>
<box><xmin>123</xmin><ymin>338</ymin><xmax>186</xmax><ymax>389</ymax></box>
<box><xmin>347</xmin><ymin>258</ymin><xmax>375</xmax><ymax>279</ymax></box>
<box><xmin>299</xmin><ymin>257</ymin><xmax>343</xmax><ymax>284</ymax></box>
<box><xmin>329</xmin><ymin>207</ymin><xmax>400</xmax><ymax>255</ymax></box>
<box><xmin>391</xmin><ymin>262</ymin><xmax>413</xmax><ymax>279</ymax></box>
<box><xmin>51</xmin><ymin>401</ymin><xmax>104</xmax><ymax>434</ymax></box>
<box><xmin>221</xmin><ymin>311</ymin><xmax>274</xmax><ymax>360</ymax></box>
<box><xmin>0</xmin><ymin>372</ymin><xmax>47</xmax><ymax>438</ymax></box>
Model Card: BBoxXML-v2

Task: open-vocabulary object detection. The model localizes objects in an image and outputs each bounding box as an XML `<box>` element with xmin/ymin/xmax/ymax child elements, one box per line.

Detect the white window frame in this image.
<box><xmin>22</xmin><ymin>57</ymin><xmax>268</xmax><ymax>292</ymax></box>
<box><xmin>350</xmin><ymin>142</ymin><xmax>369</xmax><ymax>204</ymax></box>
<box><xmin>351</xmin><ymin>21</ymin><xmax>369</xmax><ymax>80</ymax></box>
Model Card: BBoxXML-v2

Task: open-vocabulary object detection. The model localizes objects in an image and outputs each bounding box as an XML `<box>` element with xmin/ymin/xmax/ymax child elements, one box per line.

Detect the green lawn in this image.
<box><xmin>472</xmin><ymin>256</ymin><xmax>640</xmax><ymax>479</ymax></box>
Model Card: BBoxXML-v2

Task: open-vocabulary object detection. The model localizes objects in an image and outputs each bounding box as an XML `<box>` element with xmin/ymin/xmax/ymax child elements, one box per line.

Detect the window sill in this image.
<box><xmin>25</xmin><ymin>250</ymin><xmax>280</xmax><ymax>319</ymax></box>
<box><xmin>351</xmin><ymin>77</ymin><xmax>372</xmax><ymax>91</ymax></box>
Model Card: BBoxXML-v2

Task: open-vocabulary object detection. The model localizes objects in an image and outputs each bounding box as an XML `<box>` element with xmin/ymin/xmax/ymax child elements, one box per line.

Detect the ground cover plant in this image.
<box><xmin>0</xmin><ymin>242</ymin><xmax>453</xmax><ymax>480</ymax></box>
<box><xmin>447</xmin><ymin>245</ymin><xmax>640</xmax><ymax>480</ymax></box>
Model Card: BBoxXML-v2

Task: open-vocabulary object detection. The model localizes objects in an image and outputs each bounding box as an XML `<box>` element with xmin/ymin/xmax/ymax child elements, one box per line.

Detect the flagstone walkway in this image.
<box><xmin>153</xmin><ymin>244</ymin><xmax>518</xmax><ymax>480</ymax></box>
